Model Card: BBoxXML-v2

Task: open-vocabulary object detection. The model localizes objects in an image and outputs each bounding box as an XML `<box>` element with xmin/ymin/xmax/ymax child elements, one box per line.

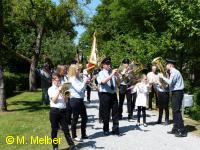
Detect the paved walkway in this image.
<box><xmin>77</xmin><ymin>91</ymin><xmax>200</xmax><ymax>150</ymax></box>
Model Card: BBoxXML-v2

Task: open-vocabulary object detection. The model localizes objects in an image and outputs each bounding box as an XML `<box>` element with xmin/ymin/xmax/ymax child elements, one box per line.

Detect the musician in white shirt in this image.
<box><xmin>147</xmin><ymin>65</ymin><xmax>158</xmax><ymax>110</ymax></box>
<box><xmin>48</xmin><ymin>73</ymin><xmax>77</xmax><ymax>150</ymax></box>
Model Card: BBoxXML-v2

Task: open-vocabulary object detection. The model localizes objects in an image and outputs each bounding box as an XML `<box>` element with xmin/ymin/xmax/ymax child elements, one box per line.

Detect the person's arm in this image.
<box><xmin>48</xmin><ymin>86</ymin><xmax>62</xmax><ymax>104</ymax></box>
<box><xmin>133</xmin><ymin>83</ymin><xmax>140</xmax><ymax>93</ymax></box>
<box><xmin>71</xmin><ymin>78</ymin><xmax>88</xmax><ymax>93</ymax></box>
<box><xmin>100</xmin><ymin>69</ymin><xmax>118</xmax><ymax>84</ymax></box>
<box><xmin>159</xmin><ymin>72</ymin><xmax>176</xmax><ymax>86</ymax></box>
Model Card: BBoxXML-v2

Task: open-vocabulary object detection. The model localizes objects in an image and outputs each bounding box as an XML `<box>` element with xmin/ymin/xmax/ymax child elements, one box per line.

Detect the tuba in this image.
<box><xmin>152</xmin><ymin>57</ymin><xmax>168</xmax><ymax>88</ymax></box>
<box><xmin>60</xmin><ymin>82</ymin><xmax>71</xmax><ymax>97</ymax></box>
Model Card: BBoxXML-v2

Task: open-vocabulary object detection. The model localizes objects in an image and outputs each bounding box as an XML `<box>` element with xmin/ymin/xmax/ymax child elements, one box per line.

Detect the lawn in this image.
<box><xmin>0</xmin><ymin>90</ymin><xmax>69</xmax><ymax>150</ymax></box>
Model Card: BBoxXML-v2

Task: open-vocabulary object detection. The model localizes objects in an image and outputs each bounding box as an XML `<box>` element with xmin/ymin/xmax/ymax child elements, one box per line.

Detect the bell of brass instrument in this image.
<box><xmin>152</xmin><ymin>57</ymin><xmax>168</xmax><ymax>88</ymax></box>
<box><xmin>60</xmin><ymin>82</ymin><xmax>71</xmax><ymax>97</ymax></box>
<box><xmin>118</xmin><ymin>65</ymin><xmax>129</xmax><ymax>83</ymax></box>
<box><xmin>152</xmin><ymin>57</ymin><xmax>166</xmax><ymax>75</ymax></box>
<box><xmin>129</xmin><ymin>61</ymin><xmax>145</xmax><ymax>85</ymax></box>
<box><xmin>118</xmin><ymin>61</ymin><xmax>145</xmax><ymax>85</ymax></box>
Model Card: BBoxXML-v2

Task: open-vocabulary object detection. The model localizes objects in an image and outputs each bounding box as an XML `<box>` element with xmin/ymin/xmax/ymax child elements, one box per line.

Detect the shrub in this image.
<box><xmin>186</xmin><ymin>87</ymin><xmax>200</xmax><ymax>120</ymax></box>
<box><xmin>4</xmin><ymin>72</ymin><xmax>29</xmax><ymax>97</ymax></box>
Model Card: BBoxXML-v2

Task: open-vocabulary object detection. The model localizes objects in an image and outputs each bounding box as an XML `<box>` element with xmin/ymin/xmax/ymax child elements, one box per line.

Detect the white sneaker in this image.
<box><xmin>73</xmin><ymin>137</ymin><xmax>83</xmax><ymax>142</ymax></box>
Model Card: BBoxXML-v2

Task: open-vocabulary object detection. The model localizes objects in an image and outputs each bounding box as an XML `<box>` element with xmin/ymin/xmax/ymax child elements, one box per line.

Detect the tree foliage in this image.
<box><xmin>2</xmin><ymin>0</ymin><xmax>88</xmax><ymax>91</ymax></box>
<box><xmin>80</xmin><ymin>0</ymin><xmax>200</xmax><ymax>83</ymax></box>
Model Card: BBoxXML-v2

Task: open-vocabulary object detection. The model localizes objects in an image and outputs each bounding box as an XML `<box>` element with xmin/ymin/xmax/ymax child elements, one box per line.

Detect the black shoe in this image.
<box><xmin>99</xmin><ymin>119</ymin><xmax>103</xmax><ymax>123</ymax></box>
<box><xmin>69</xmin><ymin>145</ymin><xmax>79</xmax><ymax>150</ymax></box>
<box><xmin>103</xmin><ymin>131</ymin><xmax>109</xmax><ymax>136</ymax></box>
<box><xmin>118</xmin><ymin>115</ymin><xmax>122</xmax><ymax>120</ymax></box>
<box><xmin>128</xmin><ymin>117</ymin><xmax>134</xmax><ymax>122</ymax></box>
<box><xmin>81</xmin><ymin>135</ymin><xmax>89</xmax><ymax>139</ymax></box>
<box><xmin>165</xmin><ymin>121</ymin><xmax>170</xmax><ymax>125</ymax></box>
<box><xmin>175</xmin><ymin>129</ymin><xmax>187</xmax><ymax>137</ymax></box>
<box><xmin>156</xmin><ymin>121</ymin><xmax>162</xmax><ymax>124</ymax></box>
<box><xmin>87</xmin><ymin>99</ymin><xmax>91</xmax><ymax>103</ymax></box>
<box><xmin>167</xmin><ymin>128</ymin><xmax>177</xmax><ymax>134</ymax></box>
<box><xmin>111</xmin><ymin>131</ymin><xmax>123</xmax><ymax>136</ymax></box>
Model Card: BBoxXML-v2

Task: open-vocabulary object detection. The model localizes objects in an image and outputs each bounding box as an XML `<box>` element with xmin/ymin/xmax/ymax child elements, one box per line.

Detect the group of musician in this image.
<box><xmin>46</xmin><ymin>57</ymin><xmax>187</xmax><ymax>150</ymax></box>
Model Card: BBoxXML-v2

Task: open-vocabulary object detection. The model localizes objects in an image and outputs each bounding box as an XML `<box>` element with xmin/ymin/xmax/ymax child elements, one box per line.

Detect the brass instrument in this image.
<box><xmin>151</xmin><ymin>57</ymin><xmax>168</xmax><ymax>88</ymax></box>
<box><xmin>118</xmin><ymin>61</ymin><xmax>145</xmax><ymax>85</ymax></box>
<box><xmin>152</xmin><ymin>57</ymin><xmax>166</xmax><ymax>75</ymax></box>
<box><xmin>129</xmin><ymin>61</ymin><xmax>145</xmax><ymax>85</ymax></box>
<box><xmin>60</xmin><ymin>82</ymin><xmax>71</xmax><ymax>97</ymax></box>
<box><xmin>118</xmin><ymin>65</ymin><xmax>129</xmax><ymax>83</ymax></box>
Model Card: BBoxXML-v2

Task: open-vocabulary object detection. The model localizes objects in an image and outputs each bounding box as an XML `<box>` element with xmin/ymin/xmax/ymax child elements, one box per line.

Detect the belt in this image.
<box><xmin>50</xmin><ymin>107</ymin><xmax>66</xmax><ymax>112</ymax></box>
<box><xmin>101</xmin><ymin>92</ymin><xmax>116</xmax><ymax>95</ymax></box>
<box><xmin>172</xmin><ymin>90</ymin><xmax>184</xmax><ymax>93</ymax></box>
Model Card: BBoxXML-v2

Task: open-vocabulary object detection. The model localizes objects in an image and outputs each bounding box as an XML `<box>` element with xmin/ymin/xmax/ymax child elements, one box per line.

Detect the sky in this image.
<box><xmin>52</xmin><ymin>0</ymin><xmax>101</xmax><ymax>44</ymax></box>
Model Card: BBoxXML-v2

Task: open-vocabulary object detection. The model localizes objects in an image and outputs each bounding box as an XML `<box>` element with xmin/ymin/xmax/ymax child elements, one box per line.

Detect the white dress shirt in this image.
<box><xmin>48</xmin><ymin>85</ymin><xmax>66</xmax><ymax>109</ymax></box>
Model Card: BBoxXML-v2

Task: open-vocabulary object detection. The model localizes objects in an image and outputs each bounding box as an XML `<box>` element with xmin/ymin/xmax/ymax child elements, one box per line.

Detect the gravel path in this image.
<box><xmin>77</xmin><ymin>91</ymin><xmax>200</xmax><ymax>150</ymax></box>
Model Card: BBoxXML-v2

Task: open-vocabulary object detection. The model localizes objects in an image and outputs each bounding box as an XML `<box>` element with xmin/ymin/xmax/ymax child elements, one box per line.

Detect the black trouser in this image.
<box><xmin>149</xmin><ymin>86</ymin><xmax>158</xmax><ymax>109</ymax></box>
<box><xmin>118</xmin><ymin>85</ymin><xmax>133</xmax><ymax>118</ymax></box>
<box><xmin>100</xmin><ymin>92</ymin><xmax>119</xmax><ymax>132</ymax></box>
<box><xmin>66</xmin><ymin>101</ymin><xmax>72</xmax><ymax>124</ymax></box>
<box><xmin>172</xmin><ymin>90</ymin><xmax>185</xmax><ymax>130</ymax></box>
<box><xmin>69</xmin><ymin>98</ymin><xmax>88</xmax><ymax>138</ymax></box>
<box><xmin>137</xmin><ymin>106</ymin><xmax>146</xmax><ymax>123</ymax></box>
<box><xmin>42</xmin><ymin>87</ymin><xmax>49</xmax><ymax>105</ymax></box>
<box><xmin>132</xmin><ymin>92</ymin><xmax>137</xmax><ymax>111</ymax></box>
<box><xmin>50</xmin><ymin>107</ymin><xmax>74</xmax><ymax>149</ymax></box>
<box><xmin>86</xmin><ymin>85</ymin><xmax>91</xmax><ymax>101</ymax></box>
<box><xmin>157</xmin><ymin>91</ymin><xmax>169</xmax><ymax>122</ymax></box>
<box><xmin>98</xmin><ymin>92</ymin><xmax>103</xmax><ymax>122</ymax></box>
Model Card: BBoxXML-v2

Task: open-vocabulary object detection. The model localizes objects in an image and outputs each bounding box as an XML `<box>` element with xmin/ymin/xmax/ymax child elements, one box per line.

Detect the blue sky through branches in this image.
<box><xmin>52</xmin><ymin>0</ymin><xmax>101</xmax><ymax>44</ymax></box>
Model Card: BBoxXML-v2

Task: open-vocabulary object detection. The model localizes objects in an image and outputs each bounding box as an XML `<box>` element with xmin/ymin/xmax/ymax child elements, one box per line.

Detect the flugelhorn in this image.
<box><xmin>60</xmin><ymin>82</ymin><xmax>71</xmax><ymax>97</ymax></box>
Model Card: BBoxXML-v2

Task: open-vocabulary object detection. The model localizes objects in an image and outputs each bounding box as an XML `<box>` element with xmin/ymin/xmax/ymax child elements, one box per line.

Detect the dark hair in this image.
<box><xmin>122</xmin><ymin>58</ymin><xmax>130</xmax><ymax>64</ymax></box>
<box><xmin>71</xmin><ymin>59</ymin><xmax>78</xmax><ymax>64</ymax></box>
<box><xmin>52</xmin><ymin>72</ymin><xmax>61</xmax><ymax>80</ymax></box>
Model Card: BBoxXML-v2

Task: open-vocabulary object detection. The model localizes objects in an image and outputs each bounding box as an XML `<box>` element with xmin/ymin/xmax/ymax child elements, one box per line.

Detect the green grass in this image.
<box><xmin>0</xmin><ymin>90</ymin><xmax>69</xmax><ymax>150</ymax></box>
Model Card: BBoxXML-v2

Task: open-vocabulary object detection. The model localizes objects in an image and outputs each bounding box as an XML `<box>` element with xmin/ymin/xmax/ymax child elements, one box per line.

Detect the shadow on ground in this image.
<box><xmin>8</xmin><ymin>100</ymin><xmax>49</xmax><ymax>112</ymax></box>
<box><xmin>185</xmin><ymin>125</ymin><xmax>197</xmax><ymax>133</ymax></box>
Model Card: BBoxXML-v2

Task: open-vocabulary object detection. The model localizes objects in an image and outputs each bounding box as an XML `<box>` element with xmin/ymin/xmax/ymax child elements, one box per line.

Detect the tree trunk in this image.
<box><xmin>29</xmin><ymin>26</ymin><xmax>44</xmax><ymax>91</ymax></box>
<box><xmin>0</xmin><ymin>0</ymin><xmax>7</xmax><ymax>111</ymax></box>
<box><xmin>0</xmin><ymin>67</ymin><xmax>7</xmax><ymax>111</ymax></box>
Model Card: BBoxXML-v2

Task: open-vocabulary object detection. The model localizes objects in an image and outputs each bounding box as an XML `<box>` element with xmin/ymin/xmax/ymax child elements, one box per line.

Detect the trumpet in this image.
<box><xmin>60</xmin><ymin>82</ymin><xmax>71</xmax><ymax>97</ymax></box>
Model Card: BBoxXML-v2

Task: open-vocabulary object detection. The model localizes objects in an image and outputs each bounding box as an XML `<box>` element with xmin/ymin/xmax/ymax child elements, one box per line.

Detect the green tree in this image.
<box><xmin>42</xmin><ymin>30</ymin><xmax>76</xmax><ymax>65</ymax></box>
<box><xmin>80</xmin><ymin>0</ymin><xmax>200</xmax><ymax>83</ymax></box>
<box><xmin>10</xmin><ymin>0</ymin><xmax>87</xmax><ymax>91</ymax></box>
